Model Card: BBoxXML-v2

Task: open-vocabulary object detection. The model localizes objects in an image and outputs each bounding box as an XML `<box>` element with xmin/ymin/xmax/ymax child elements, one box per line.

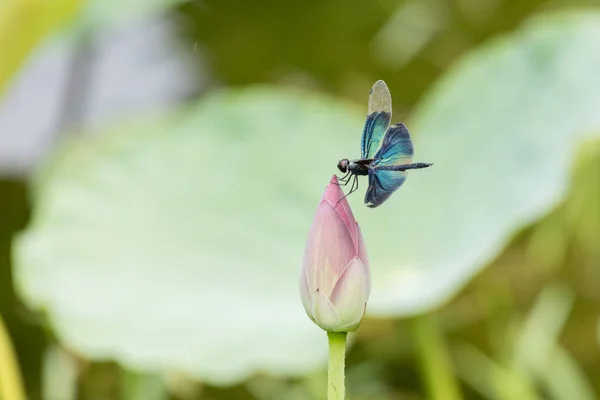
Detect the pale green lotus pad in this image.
<box><xmin>14</xmin><ymin>88</ymin><xmax>362</xmax><ymax>383</ymax></box>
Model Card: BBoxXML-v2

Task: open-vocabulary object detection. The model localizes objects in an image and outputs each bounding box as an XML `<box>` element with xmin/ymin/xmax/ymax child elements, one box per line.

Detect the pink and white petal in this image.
<box><xmin>313</xmin><ymin>289</ymin><xmax>342</xmax><ymax>332</ymax></box>
<box><xmin>322</xmin><ymin>175</ymin><xmax>345</xmax><ymax>205</ymax></box>
<box><xmin>299</xmin><ymin>270</ymin><xmax>313</xmax><ymax>317</ymax></box>
<box><xmin>322</xmin><ymin>176</ymin><xmax>358</xmax><ymax>248</ymax></box>
<box><xmin>356</xmin><ymin>224</ymin><xmax>371</xmax><ymax>298</ymax></box>
<box><xmin>302</xmin><ymin>202</ymin><xmax>356</xmax><ymax>295</ymax></box>
<box><xmin>329</xmin><ymin>257</ymin><xmax>369</xmax><ymax>330</ymax></box>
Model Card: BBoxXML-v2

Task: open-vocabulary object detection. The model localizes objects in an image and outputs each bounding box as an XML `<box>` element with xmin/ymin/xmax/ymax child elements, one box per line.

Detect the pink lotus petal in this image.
<box><xmin>302</xmin><ymin>197</ymin><xmax>356</xmax><ymax>295</ymax></box>
<box><xmin>322</xmin><ymin>175</ymin><xmax>359</xmax><ymax>248</ymax></box>
<box><xmin>299</xmin><ymin>270</ymin><xmax>312</xmax><ymax>318</ymax></box>
<box><xmin>356</xmin><ymin>224</ymin><xmax>371</xmax><ymax>298</ymax></box>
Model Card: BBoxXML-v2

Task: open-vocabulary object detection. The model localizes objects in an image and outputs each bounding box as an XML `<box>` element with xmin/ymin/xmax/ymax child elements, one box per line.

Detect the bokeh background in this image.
<box><xmin>1</xmin><ymin>0</ymin><xmax>600</xmax><ymax>399</ymax></box>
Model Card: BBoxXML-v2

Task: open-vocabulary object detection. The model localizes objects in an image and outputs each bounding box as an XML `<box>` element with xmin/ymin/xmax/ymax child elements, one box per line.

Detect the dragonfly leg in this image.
<box><xmin>340</xmin><ymin>172</ymin><xmax>352</xmax><ymax>186</ymax></box>
<box><xmin>336</xmin><ymin>175</ymin><xmax>359</xmax><ymax>206</ymax></box>
<box><xmin>347</xmin><ymin>175</ymin><xmax>359</xmax><ymax>196</ymax></box>
<box><xmin>334</xmin><ymin>172</ymin><xmax>352</xmax><ymax>186</ymax></box>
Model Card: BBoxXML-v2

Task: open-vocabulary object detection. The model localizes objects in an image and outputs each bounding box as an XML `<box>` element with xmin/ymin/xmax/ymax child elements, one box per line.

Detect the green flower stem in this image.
<box><xmin>411</xmin><ymin>313</ymin><xmax>463</xmax><ymax>400</ymax></box>
<box><xmin>327</xmin><ymin>332</ymin><xmax>347</xmax><ymax>400</ymax></box>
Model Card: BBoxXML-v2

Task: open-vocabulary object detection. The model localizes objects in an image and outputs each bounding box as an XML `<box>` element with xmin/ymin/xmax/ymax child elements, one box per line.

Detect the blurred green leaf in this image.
<box><xmin>0</xmin><ymin>314</ymin><xmax>26</xmax><ymax>400</ymax></box>
<box><xmin>597</xmin><ymin>317</ymin><xmax>600</xmax><ymax>354</ymax></box>
<box><xmin>524</xmin><ymin>211</ymin><xmax>567</xmax><ymax>275</ymax></box>
<box><xmin>456</xmin><ymin>282</ymin><xmax>596</xmax><ymax>400</ymax></box>
<box><xmin>122</xmin><ymin>371</ymin><xmax>168</xmax><ymax>400</ymax></box>
<box><xmin>0</xmin><ymin>0</ymin><xmax>82</xmax><ymax>95</ymax></box>
<box><xmin>543</xmin><ymin>345</ymin><xmax>597</xmax><ymax>400</ymax></box>
<box><xmin>564</xmin><ymin>140</ymin><xmax>600</xmax><ymax>259</ymax></box>
<box><xmin>371</xmin><ymin>0</ymin><xmax>445</xmax><ymax>69</ymax></box>
<box><xmin>513</xmin><ymin>283</ymin><xmax>573</xmax><ymax>373</ymax></box>
<box><xmin>411</xmin><ymin>314</ymin><xmax>463</xmax><ymax>400</ymax></box>
<box><xmin>63</xmin><ymin>0</ymin><xmax>187</xmax><ymax>38</ymax></box>
<box><xmin>14</xmin><ymin>87</ymin><xmax>362</xmax><ymax>384</ymax></box>
<box><xmin>513</xmin><ymin>283</ymin><xmax>595</xmax><ymax>400</ymax></box>
<box><xmin>453</xmin><ymin>342</ymin><xmax>538</xmax><ymax>400</ymax></box>
<box><xmin>357</xmin><ymin>10</ymin><xmax>600</xmax><ymax>315</ymax></box>
<box><xmin>42</xmin><ymin>346</ymin><xmax>78</xmax><ymax>400</ymax></box>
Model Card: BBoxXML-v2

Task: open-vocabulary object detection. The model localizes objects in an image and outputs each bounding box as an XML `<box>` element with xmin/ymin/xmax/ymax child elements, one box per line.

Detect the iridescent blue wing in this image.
<box><xmin>364</xmin><ymin>123</ymin><xmax>414</xmax><ymax>208</ymax></box>
<box><xmin>360</xmin><ymin>80</ymin><xmax>392</xmax><ymax>159</ymax></box>
<box><xmin>365</xmin><ymin>170</ymin><xmax>407</xmax><ymax>208</ymax></box>
<box><xmin>373</xmin><ymin>122</ymin><xmax>413</xmax><ymax>165</ymax></box>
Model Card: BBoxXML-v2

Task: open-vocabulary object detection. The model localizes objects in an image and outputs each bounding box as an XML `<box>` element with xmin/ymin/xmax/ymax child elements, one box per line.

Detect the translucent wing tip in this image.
<box><xmin>370</xmin><ymin>80</ymin><xmax>388</xmax><ymax>95</ymax></box>
<box><xmin>368</xmin><ymin>80</ymin><xmax>392</xmax><ymax>115</ymax></box>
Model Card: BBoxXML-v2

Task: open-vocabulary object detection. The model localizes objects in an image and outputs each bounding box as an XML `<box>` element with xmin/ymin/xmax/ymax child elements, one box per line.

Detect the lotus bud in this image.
<box><xmin>299</xmin><ymin>175</ymin><xmax>371</xmax><ymax>332</ymax></box>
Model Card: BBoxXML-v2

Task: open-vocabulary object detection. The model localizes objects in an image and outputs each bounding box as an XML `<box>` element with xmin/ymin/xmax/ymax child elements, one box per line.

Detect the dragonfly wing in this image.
<box><xmin>365</xmin><ymin>169</ymin><xmax>407</xmax><ymax>208</ymax></box>
<box><xmin>373</xmin><ymin>122</ymin><xmax>414</xmax><ymax>165</ymax></box>
<box><xmin>364</xmin><ymin>123</ymin><xmax>415</xmax><ymax>207</ymax></box>
<box><xmin>361</xmin><ymin>80</ymin><xmax>392</xmax><ymax>159</ymax></box>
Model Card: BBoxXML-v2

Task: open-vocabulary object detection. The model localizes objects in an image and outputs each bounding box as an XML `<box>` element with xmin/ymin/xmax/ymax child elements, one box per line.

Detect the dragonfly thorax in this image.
<box><xmin>348</xmin><ymin>160</ymin><xmax>370</xmax><ymax>176</ymax></box>
<box><xmin>338</xmin><ymin>158</ymin><xmax>370</xmax><ymax>176</ymax></box>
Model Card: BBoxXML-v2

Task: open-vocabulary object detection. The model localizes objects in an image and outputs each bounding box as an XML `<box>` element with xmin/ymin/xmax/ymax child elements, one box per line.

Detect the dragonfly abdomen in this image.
<box><xmin>375</xmin><ymin>162</ymin><xmax>433</xmax><ymax>171</ymax></box>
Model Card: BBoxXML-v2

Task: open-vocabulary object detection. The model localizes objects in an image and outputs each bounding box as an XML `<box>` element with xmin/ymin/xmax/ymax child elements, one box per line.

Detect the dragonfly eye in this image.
<box><xmin>337</xmin><ymin>159</ymin><xmax>349</xmax><ymax>173</ymax></box>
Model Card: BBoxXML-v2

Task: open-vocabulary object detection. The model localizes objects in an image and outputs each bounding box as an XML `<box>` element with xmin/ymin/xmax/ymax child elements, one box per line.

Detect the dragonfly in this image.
<box><xmin>337</xmin><ymin>80</ymin><xmax>432</xmax><ymax>208</ymax></box>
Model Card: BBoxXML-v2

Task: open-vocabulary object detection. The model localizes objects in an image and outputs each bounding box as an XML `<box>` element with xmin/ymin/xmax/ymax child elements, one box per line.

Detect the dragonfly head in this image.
<box><xmin>337</xmin><ymin>159</ymin><xmax>349</xmax><ymax>173</ymax></box>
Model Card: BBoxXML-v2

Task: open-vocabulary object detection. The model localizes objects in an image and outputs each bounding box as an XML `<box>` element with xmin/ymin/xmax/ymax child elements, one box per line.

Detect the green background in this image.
<box><xmin>1</xmin><ymin>0</ymin><xmax>599</xmax><ymax>399</ymax></box>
